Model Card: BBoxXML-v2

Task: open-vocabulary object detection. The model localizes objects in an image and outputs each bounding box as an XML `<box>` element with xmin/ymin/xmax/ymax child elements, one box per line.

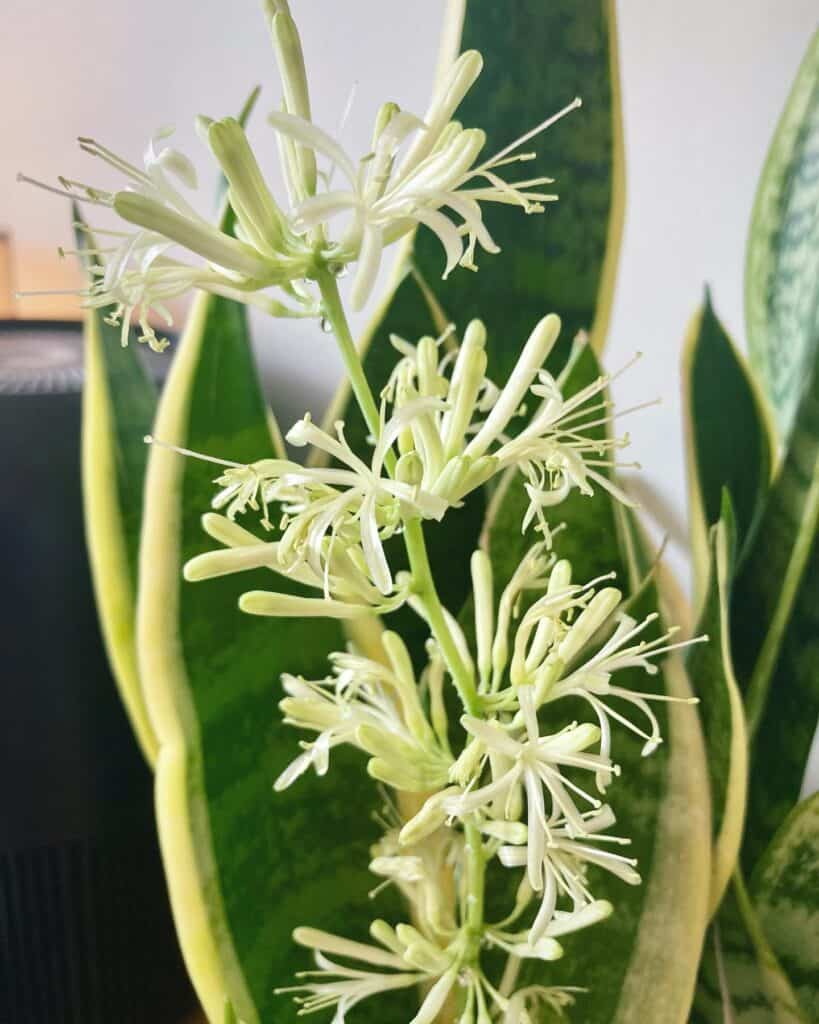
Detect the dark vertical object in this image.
<box><xmin>0</xmin><ymin>322</ymin><xmax>196</xmax><ymax>1024</ymax></box>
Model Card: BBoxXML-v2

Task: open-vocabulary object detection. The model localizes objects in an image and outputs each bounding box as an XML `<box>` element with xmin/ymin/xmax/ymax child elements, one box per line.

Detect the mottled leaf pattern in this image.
<box><xmin>137</xmin><ymin>293</ymin><xmax>409</xmax><ymax>1023</ymax></box>
<box><xmin>746</xmin><ymin>27</ymin><xmax>819</xmax><ymax>440</ymax></box>
<box><xmin>751</xmin><ymin>793</ymin><xmax>819</xmax><ymax>1020</ymax></box>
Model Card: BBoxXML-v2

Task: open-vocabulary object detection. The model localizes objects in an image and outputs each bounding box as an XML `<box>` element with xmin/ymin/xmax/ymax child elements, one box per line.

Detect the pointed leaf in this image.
<box><xmin>417</xmin><ymin>0</ymin><xmax>624</xmax><ymax>369</ymax></box>
<box><xmin>79</xmin><ymin>212</ymin><xmax>160</xmax><ymax>765</ymax></box>
<box><xmin>687</xmin><ymin>497</ymin><xmax>749</xmax><ymax>913</ymax></box>
<box><xmin>682</xmin><ymin>290</ymin><xmax>775</xmax><ymax>596</ymax></box>
<box><xmin>745</xmin><ymin>26</ymin><xmax>819</xmax><ymax>440</ymax></box>
<box><xmin>732</xmin><ymin>352</ymin><xmax>819</xmax><ymax>870</ymax></box>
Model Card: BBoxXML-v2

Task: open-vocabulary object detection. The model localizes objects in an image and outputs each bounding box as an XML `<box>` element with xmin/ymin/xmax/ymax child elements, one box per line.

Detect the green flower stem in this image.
<box><xmin>315</xmin><ymin>269</ymin><xmax>486</xmax><ymax>971</ymax></box>
<box><xmin>403</xmin><ymin>517</ymin><xmax>481</xmax><ymax>716</ymax></box>
<box><xmin>463</xmin><ymin>820</ymin><xmax>486</xmax><ymax>957</ymax></box>
<box><xmin>316</xmin><ymin>265</ymin><xmax>480</xmax><ymax>716</ymax></box>
<box><xmin>316</xmin><ymin>268</ymin><xmax>388</xmax><ymax>465</ymax></box>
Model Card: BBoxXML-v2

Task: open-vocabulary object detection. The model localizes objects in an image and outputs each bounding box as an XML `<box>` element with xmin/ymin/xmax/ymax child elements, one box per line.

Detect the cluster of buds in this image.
<box><xmin>20</xmin><ymin>0</ymin><xmax>578</xmax><ymax>349</ymax></box>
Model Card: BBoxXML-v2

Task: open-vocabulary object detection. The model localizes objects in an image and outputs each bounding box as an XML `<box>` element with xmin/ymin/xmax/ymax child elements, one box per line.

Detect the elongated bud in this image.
<box><xmin>382</xmin><ymin>631</ymin><xmax>436</xmax><ymax>744</ymax></box>
<box><xmin>292</xmin><ymin>927</ymin><xmax>404</xmax><ymax>968</ymax></box>
<box><xmin>184</xmin><ymin>543</ymin><xmax>277</xmax><ymax>581</ymax></box>
<box><xmin>239</xmin><ymin>590</ymin><xmax>366</xmax><ymax>618</ymax></box>
<box><xmin>372</xmin><ymin>101</ymin><xmax>400</xmax><ymax>148</ymax></box>
<box><xmin>480</xmin><ymin>819</ymin><xmax>528</xmax><ymax>844</ymax></box>
<box><xmin>113</xmin><ymin>192</ymin><xmax>269</xmax><ymax>279</ymax></box>
<box><xmin>430</xmin><ymin>453</ymin><xmax>472</xmax><ymax>500</ymax></box>
<box><xmin>557</xmin><ymin>586</ymin><xmax>621</xmax><ymax>663</ymax></box>
<box><xmin>548</xmin><ymin>558</ymin><xmax>572</xmax><ymax>594</ymax></box>
<box><xmin>395</xmin><ymin>925</ymin><xmax>452</xmax><ymax>973</ymax></box>
<box><xmin>208</xmin><ymin>117</ymin><xmax>289</xmax><ymax>251</ymax></box>
<box><xmin>369</xmin><ymin>919</ymin><xmax>402</xmax><ymax>954</ymax></box>
<box><xmin>449</xmin><ymin>735</ymin><xmax>484</xmax><ymax>786</ymax></box>
<box><xmin>267</xmin><ymin>7</ymin><xmax>316</xmax><ymax>196</ymax></box>
<box><xmin>441</xmin><ymin>319</ymin><xmax>487</xmax><ymax>459</ymax></box>
<box><xmin>465</xmin><ymin>313</ymin><xmax>561</xmax><ymax>459</ymax></box>
<box><xmin>471</xmin><ymin>550</ymin><xmax>494</xmax><ymax>689</ymax></box>
<box><xmin>398</xmin><ymin>49</ymin><xmax>484</xmax><ymax>177</ymax></box>
<box><xmin>398</xmin><ymin>786</ymin><xmax>460</xmax><ymax>845</ymax></box>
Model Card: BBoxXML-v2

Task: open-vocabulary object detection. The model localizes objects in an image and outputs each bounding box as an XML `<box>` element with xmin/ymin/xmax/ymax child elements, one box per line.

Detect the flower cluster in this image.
<box><xmin>21</xmin><ymin>0</ymin><xmax>579</xmax><ymax>348</ymax></box>
<box><xmin>181</xmin><ymin>313</ymin><xmax>634</xmax><ymax>618</ymax></box>
<box><xmin>50</xmin><ymin>3</ymin><xmax>707</xmax><ymax>1020</ymax></box>
<box><xmin>267</xmin><ymin>546</ymin><xmax>701</xmax><ymax>1020</ymax></box>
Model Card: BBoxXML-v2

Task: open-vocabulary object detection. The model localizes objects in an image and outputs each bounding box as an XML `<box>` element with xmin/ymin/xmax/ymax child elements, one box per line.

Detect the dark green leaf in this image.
<box><xmin>686</xmin><ymin>495</ymin><xmax>748</xmax><ymax>913</ymax></box>
<box><xmin>683</xmin><ymin>290</ymin><xmax>774</xmax><ymax>588</ymax></box>
<box><xmin>732</xmin><ymin>355</ymin><xmax>819</xmax><ymax>871</ymax></box>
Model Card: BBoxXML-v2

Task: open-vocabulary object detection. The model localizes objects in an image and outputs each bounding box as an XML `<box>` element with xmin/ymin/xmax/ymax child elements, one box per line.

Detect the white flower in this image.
<box><xmin>20</xmin><ymin>123</ymin><xmax>317</xmax><ymax>351</ymax></box>
<box><xmin>22</xmin><ymin>10</ymin><xmax>580</xmax><ymax>336</ymax></box>
<box><xmin>497</xmin><ymin>805</ymin><xmax>639</xmax><ymax>941</ymax></box>
<box><xmin>272</xmin><ymin>633</ymin><xmax>451</xmax><ymax>793</ymax></box>
<box><xmin>171</xmin><ymin>403</ymin><xmax>452</xmax><ymax>612</ymax></box>
<box><xmin>277</xmin><ymin>924</ymin><xmax>458</xmax><ymax>1024</ymax></box>
<box><xmin>467</xmin><ymin>549</ymin><xmax>701</xmax><ymax>762</ymax></box>
<box><xmin>372</xmin><ymin>313</ymin><xmax>637</xmax><ymax>527</ymax></box>
<box><xmin>486</xmin><ymin>897</ymin><xmax>613</xmax><ymax>961</ymax></box>
<box><xmin>446</xmin><ymin>687</ymin><xmax>615</xmax><ymax>853</ymax></box>
<box><xmin>275</xmin><ymin>50</ymin><xmax>579</xmax><ymax>308</ymax></box>
<box><xmin>541</xmin><ymin>606</ymin><xmax>703</xmax><ymax>763</ymax></box>
<box><xmin>183</xmin><ymin>511</ymin><xmax>409</xmax><ymax>619</ymax></box>
<box><xmin>501</xmin><ymin>985</ymin><xmax>583</xmax><ymax>1023</ymax></box>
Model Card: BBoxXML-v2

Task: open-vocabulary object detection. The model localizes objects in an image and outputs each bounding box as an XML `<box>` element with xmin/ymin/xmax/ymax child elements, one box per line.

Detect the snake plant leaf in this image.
<box><xmin>731</xmin><ymin>349</ymin><xmax>819</xmax><ymax>872</ymax></box>
<box><xmin>483</xmin><ymin>347</ymin><xmax>710</xmax><ymax>1024</ymax></box>
<box><xmin>745</xmin><ymin>26</ymin><xmax>819</xmax><ymax>440</ymax></box>
<box><xmin>686</xmin><ymin>496</ymin><xmax>748</xmax><ymax>914</ymax></box>
<box><xmin>750</xmin><ymin>792</ymin><xmax>819</xmax><ymax>1019</ymax></box>
<box><xmin>682</xmin><ymin>289</ymin><xmax>775</xmax><ymax>597</ymax></box>
<box><xmin>78</xmin><ymin>208</ymin><xmax>160</xmax><ymax>765</ymax></box>
<box><xmin>137</xmin><ymin>291</ymin><xmax>407</xmax><ymax>1024</ymax></box>
<box><xmin>693</xmin><ymin>871</ymin><xmax>807</xmax><ymax>1024</ymax></box>
<box><xmin>79</xmin><ymin>86</ymin><xmax>263</xmax><ymax>769</ymax></box>
<box><xmin>423</xmin><ymin>0</ymin><xmax>624</xmax><ymax>374</ymax></box>
<box><xmin>333</xmin><ymin>0</ymin><xmax>624</xmax><ymax>447</ymax></box>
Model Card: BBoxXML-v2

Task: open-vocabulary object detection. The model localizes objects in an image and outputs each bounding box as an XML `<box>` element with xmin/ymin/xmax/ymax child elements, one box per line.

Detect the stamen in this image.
<box><xmin>17</xmin><ymin>172</ymin><xmax>111</xmax><ymax>207</ymax></box>
<box><xmin>478</xmin><ymin>97</ymin><xmax>582</xmax><ymax>172</ymax></box>
<box><xmin>143</xmin><ymin>435</ymin><xmax>242</xmax><ymax>467</ymax></box>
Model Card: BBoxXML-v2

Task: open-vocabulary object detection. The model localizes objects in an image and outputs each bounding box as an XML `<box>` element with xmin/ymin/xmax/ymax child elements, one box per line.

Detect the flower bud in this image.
<box><xmin>557</xmin><ymin>587</ymin><xmax>621</xmax><ymax>663</ymax></box>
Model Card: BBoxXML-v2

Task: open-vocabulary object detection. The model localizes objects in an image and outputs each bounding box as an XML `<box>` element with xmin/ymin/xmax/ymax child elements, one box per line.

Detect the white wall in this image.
<box><xmin>3</xmin><ymin>1</ymin><xmax>818</xmax><ymax>777</ymax></box>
